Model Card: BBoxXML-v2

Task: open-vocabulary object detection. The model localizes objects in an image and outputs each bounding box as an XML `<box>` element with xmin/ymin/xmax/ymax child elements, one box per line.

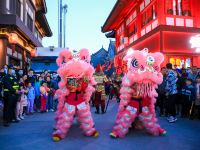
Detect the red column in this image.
<box><xmin>136</xmin><ymin>6</ymin><xmax>142</xmax><ymax>38</ymax></box>
<box><xmin>192</xmin><ymin>0</ymin><xmax>200</xmax><ymax>28</ymax></box>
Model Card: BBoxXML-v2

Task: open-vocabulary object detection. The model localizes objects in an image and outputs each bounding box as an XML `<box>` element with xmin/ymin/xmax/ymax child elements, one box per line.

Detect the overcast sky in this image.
<box><xmin>42</xmin><ymin>0</ymin><xmax>117</xmax><ymax>54</ymax></box>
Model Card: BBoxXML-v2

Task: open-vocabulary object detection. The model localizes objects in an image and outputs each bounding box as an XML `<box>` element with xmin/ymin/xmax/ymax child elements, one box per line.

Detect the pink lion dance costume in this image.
<box><xmin>110</xmin><ymin>49</ymin><xmax>167</xmax><ymax>138</ymax></box>
<box><xmin>52</xmin><ymin>49</ymin><xmax>99</xmax><ymax>142</ymax></box>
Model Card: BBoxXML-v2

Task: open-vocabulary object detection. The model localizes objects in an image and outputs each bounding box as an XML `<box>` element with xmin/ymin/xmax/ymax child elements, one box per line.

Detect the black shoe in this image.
<box><xmin>11</xmin><ymin>119</ymin><xmax>19</xmax><ymax>123</ymax></box>
<box><xmin>3</xmin><ymin>122</ymin><xmax>10</xmax><ymax>127</ymax></box>
<box><xmin>189</xmin><ymin>117</ymin><xmax>194</xmax><ymax>120</ymax></box>
<box><xmin>95</xmin><ymin>111</ymin><xmax>99</xmax><ymax>114</ymax></box>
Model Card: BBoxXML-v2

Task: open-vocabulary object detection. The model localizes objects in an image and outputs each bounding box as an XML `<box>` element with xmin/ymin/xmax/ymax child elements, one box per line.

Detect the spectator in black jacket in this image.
<box><xmin>181</xmin><ymin>79</ymin><xmax>196</xmax><ymax>118</ymax></box>
<box><xmin>2</xmin><ymin>66</ymin><xmax>20</xmax><ymax>126</ymax></box>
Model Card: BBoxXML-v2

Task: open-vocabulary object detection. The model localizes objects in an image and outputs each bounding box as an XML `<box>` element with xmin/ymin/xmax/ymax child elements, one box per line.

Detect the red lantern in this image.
<box><xmin>30</xmin><ymin>50</ymin><xmax>36</xmax><ymax>57</ymax></box>
<box><xmin>8</xmin><ymin>33</ymin><xmax>18</xmax><ymax>44</ymax></box>
<box><xmin>8</xmin><ymin>33</ymin><xmax>18</xmax><ymax>53</ymax></box>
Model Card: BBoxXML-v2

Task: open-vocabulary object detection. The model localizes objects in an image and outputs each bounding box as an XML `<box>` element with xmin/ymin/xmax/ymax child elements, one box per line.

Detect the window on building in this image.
<box><xmin>165</xmin><ymin>0</ymin><xmax>191</xmax><ymax>16</ymax></box>
<box><xmin>126</xmin><ymin>11</ymin><xmax>137</xmax><ymax>26</ymax></box>
<box><xmin>141</xmin><ymin>2</ymin><xmax>157</xmax><ymax>27</ymax></box>
<box><xmin>27</xmin><ymin>14</ymin><xmax>33</xmax><ymax>31</ymax></box>
<box><xmin>6</xmin><ymin>0</ymin><xmax>10</xmax><ymax>10</ymax></box>
<box><xmin>25</xmin><ymin>3</ymin><xmax>34</xmax><ymax>32</ymax></box>
<box><xmin>128</xmin><ymin>23</ymin><xmax>137</xmax><ymax>36</ymax></box>
<box><xmin>140</xmin><ymin>0</ymin><xmax>152</xmax><ymax>12</ymax></box>
<box><xmin>38</xmin><ymin>33</ymin><xmax>42</xmax><ymax>43</ymax></box>
<box><xmin>20</xmin><ymin>0</ymin><xmax>24</xmax><ymax>21</ymax></box>
<box><xmin>16</xmin><ymin>0</ymin><xmax>21</xmax><ymax>18</ymax></box>
<box><xmin>34</xmin><ymin>27</ymin><xmax>38</xmax><ymax>37</ymax></box>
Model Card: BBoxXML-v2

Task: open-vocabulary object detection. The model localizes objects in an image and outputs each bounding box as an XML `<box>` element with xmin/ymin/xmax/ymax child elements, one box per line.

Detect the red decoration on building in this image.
<box><xmin>8</xmin><ymin>33</ymin><xmax>18</xmax><ymax>44</ymax></box>
<box><xmin>30</xmin><ymin>49</ymin><xmax>36</xmax><ymax>57</ymax></box>
<box><xmin>8</xmin><ymin>33</ymin><xmax>18</xmax><ymax>53</ymax></box>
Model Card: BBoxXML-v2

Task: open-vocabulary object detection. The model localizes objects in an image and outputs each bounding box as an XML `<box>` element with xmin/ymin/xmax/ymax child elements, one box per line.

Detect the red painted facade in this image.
<box><xmin>102</xmin><ymin>0</ymin><xmax>200</xmax><ymax>70</ymax></box>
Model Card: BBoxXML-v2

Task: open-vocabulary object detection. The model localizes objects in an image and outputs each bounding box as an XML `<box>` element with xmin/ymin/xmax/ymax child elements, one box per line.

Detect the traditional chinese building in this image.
<box><xmin>0</xmin><ymin>0</ymin><xmax>52</xmax><ymax>70</ymax></box>
<box><xmin>91</xmin><ymin>40</ymin><xmax>116</xmax><ymax>76</ymax></box>
<box><xmin>102</xmin><ymin>0</ymin><xmax>200</xmax><ymax>71</ymax></box>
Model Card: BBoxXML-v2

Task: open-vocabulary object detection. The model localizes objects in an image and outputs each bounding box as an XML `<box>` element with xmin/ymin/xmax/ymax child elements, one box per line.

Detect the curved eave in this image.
<box><xmin>36</xmin><ymin>11</ymin><xmax>52</xmax><ymax>37</ymax></box>
<box><xmin>102</xmin><ymin>0</ymin><xmax>136</xmax><ymax>33</ymax></box>
<box><xmin>105</xmin><ymin>30</ymin><xmax>115</xmax><ymax>38</ymax></box>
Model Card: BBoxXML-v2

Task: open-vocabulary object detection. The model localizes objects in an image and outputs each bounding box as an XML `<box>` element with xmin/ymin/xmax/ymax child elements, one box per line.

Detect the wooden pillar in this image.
<box><xmin>0</xmin><ymin>38</ymin><xmax>7</xmax><ymax>68</ymax></box>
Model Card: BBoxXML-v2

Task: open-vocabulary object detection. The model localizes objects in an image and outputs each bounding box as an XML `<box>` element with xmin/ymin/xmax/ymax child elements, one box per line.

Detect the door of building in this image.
<box><xmin>169</xmin><ymin>56</ymin><xmax>192</xmax><ymax>69</ymax></box>
<box><xmin>9</xmin><ymin>56</ymin><xmax>20</xmax><ymax>68</ymax></box>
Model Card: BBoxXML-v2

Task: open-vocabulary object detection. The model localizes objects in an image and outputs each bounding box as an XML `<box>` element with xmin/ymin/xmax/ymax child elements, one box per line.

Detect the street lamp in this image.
<box><xmin>63</xmin><ymin>4</ymin><xmax>68</xmax><ymax>48</ymax></box>
<box><xmin>58</xmin><ymin>0</ymin><xmax>63</xmax><ymax>48</ymax></box>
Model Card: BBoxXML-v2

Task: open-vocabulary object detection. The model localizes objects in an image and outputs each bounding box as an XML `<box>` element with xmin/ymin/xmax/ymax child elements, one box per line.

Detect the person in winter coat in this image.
<box><xmin>181</xmin><ymin>79</ymin><xmax>196</xmax><ymax>118</ymax></box>
<box><xmin>27</xmin><ymin>82</ymin><xmax>35</xmax><ymax>114</ymax></box>
<box><xmin>165</xmin><ymin>63</ymin><xmax>178</xmax><ymax>123</ymax></box>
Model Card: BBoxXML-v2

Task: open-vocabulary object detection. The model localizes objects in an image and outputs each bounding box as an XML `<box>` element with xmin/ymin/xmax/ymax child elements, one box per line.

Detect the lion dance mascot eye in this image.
<box><xmin>52</xmin><ymin>49</ymin><xmax>99</xmax><ymax>142</ymax></box>
<box><xmin>110</xmin><ymin>49</ymin><xmax>167</xmax><ymax>138</ymax></box>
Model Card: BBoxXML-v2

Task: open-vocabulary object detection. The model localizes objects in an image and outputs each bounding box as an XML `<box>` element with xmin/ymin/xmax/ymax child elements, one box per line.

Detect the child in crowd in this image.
<box><xmin>27</xmin><ymin>82</ymin><xmax>35</xmax><ymax>114</ymax></box>
<box><xmin>40</xmin><ymin>81</ymin><xmax>49</xmax><ymax>113</ymax></box>
<box><xmin>34</xmin><ymin>76</ymin><xmax>42</xmax><ymax>112</ymax></box>
<box><xmin>16</xmin><ymin>85</ymin><xmax>28</xmax><ymax>120</ymax></box>
<box><xmin>18</xmin><ymin>77</ymin><xmax>25</xmax><ymax>87</ymax></box>
<box><xmin>181</xmin><ymin>79</ymin><xmax>196</xmax><ymax>118</ymax></box>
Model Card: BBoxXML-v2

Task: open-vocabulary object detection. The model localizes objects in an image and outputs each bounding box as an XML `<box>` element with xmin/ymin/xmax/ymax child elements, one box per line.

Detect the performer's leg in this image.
<box><xmin>77</xmin><ymin>102</ymin><xmax>99</xmax><ymax>137</ymax></box>
<box><xmin>94</xmin><ymin>92</ymin><xmax>101</xmax><ymax>114</ymax></box>
<box><xmin>139</xmin><ymin>105</ymin><xmax>167</xmax><ymax>136</ymax></box>
<box><xmin>52</xmin><ymin>103</ymin><xmax>76</xmax><ymax>141</ymax></box>
<box><xmin>101</xmin><ymin>100</ymin><xmax>105</xmax><ymax>114</ymax></box>
<box><xmin>95</xmin><ymin>106</ymin><xmax>100</xmax><ymax>114</ymax></box>
<box><xmin>110</xmin><ymin>105</ymin><xmax>138</xmax><ymax>138</ymax></box>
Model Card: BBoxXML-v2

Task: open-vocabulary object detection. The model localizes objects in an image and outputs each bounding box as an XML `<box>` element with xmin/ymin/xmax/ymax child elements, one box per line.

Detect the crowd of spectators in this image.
<box><xmin>157</xmin><ymin>64</ymin><xmax>200</xmax><ymax>123</ymax></box>
<box><xmin>0</xmin><ymin>64</ymin><xmax>60</xmax><ymax>127</ymax></box>
<box><xmin>1</xmin><ymin>63</ymin><xmax>200</xmax><ymax>127</ymax></box>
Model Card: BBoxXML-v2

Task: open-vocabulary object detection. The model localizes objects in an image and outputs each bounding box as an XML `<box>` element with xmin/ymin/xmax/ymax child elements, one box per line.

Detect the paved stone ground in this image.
<box><xmin>0</xmin><ymin>100</ymin><xmax>200</xmax><ymax>150</ymax></box>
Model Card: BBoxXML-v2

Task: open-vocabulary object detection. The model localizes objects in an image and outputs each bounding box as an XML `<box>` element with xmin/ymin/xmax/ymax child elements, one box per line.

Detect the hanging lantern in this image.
<box><xmin>8</xmin><ymin>33</ymin><xmax>18</xmax><ymax>44</ymax></box>
<box><xmin>30</xmin><ymin>49</ymin><xmax>36</xmax><ymax>57</ymax></box>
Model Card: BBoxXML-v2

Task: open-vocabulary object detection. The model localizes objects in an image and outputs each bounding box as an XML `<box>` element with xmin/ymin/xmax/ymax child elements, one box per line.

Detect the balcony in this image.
<box><xmin>165</xmin><ymin>15</ymin><xmax>194</xmax><ymax>27</ymax></box>
<box><xmin>140</xmin><ymin>19</ymin><xmax>158</xmax><ymax>37</ymax></box>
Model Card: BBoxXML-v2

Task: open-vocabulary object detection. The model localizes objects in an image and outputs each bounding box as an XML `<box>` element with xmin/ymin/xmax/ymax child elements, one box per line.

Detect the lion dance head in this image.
<box><xmin>55</xmin><ymin>48</ymin><xmax>96</xmax><ymax>117</ymax></box>
<box><xmin>122</xmin><ymin>48</ymin><xmax>164</xmax><ymax>98</ymax></box>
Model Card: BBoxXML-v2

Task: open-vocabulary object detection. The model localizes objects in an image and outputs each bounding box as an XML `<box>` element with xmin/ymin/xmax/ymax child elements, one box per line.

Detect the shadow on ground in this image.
<box><xmin>0</xmin><ymin>100</ymin><xmax>200</xmax><ymax>150</ymax></box>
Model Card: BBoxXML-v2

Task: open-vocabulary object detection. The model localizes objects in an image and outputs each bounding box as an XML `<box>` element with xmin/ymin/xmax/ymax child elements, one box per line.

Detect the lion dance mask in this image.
<box><xmin>110</xmin><ymin>49</ymin><xmax>167</xmax><ymax>138</ymax></box>
<box><xmin>52</xmin><ymin>49</ymin><xmax>99</xmax><ymax>142</ymax></box>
